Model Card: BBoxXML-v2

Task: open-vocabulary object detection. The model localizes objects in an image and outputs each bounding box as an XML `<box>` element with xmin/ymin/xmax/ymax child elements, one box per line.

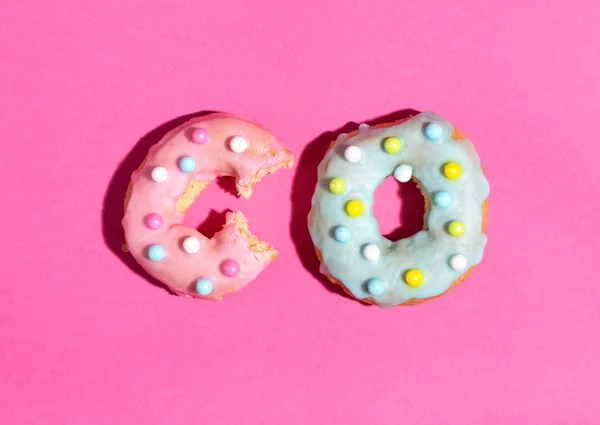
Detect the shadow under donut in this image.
<box><xmin>289</xmin><ymin>108</ymin><xmax>422</xmax><ymax>300</ymax></box>
<box><xmin>101</xmin><ymin>110</ymin><xmax>220</xmax><ymax>294</ymax></box>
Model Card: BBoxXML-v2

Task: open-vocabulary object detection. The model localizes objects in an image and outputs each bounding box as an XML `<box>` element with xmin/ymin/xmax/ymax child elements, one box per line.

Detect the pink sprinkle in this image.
<box><xmin>191</xmin><ymin>128</ymin><xmax>209</xmax><ymax>144</ymax></box>
<box><xmin>220</xmin><ymin>260</ymin><xmax>240</xmax><ymax>277</ymax></box>
<box><xmin>145</xmin><ymin>213</ymin><xmax>163</xmax><ymax>230</ymax></box>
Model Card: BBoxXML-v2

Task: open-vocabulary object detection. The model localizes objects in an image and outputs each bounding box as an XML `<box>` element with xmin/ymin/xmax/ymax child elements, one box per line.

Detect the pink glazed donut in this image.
<box><xmin>122</xmin><ymin>113</ymin><xmax>294</xmax><ymax>299</ymax></box>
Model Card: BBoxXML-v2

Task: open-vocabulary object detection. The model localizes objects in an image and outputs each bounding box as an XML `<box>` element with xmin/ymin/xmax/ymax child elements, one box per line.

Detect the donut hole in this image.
<box><xmin>183</xmin><ymin>176</ymin><xmax>246</xmax><ymax>238</ymax></box>
<box><xmin>373</xmin><ymin>176</ymin><xmax>425</xmax><ymax>242</ymax></box>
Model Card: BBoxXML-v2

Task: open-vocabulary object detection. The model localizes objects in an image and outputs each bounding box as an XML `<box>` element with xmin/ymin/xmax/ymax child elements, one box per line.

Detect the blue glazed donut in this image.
<box><xmin>308</xmin><ymin>112</ymin><xmax>489</xmax><ymax>308</ymax></box>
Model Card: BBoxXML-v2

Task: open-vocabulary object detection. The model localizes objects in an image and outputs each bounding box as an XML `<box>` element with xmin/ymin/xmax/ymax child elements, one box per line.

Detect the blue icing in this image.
<box><xmin>308</xmin><ymin>112</ymin><xmax>490</xmax><ymax>308</ymax></box>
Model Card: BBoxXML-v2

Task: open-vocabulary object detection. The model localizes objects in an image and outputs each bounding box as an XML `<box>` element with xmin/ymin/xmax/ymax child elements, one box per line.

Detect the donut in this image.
<box><xmin>122</xmin><ymin>113</ymin><xmax>294</xmax><ymax>299</ymax></box>
<box><xmin>308</xmin><ymin>112</ymin><xmax>489</xmax><ymax>308</ymax></box>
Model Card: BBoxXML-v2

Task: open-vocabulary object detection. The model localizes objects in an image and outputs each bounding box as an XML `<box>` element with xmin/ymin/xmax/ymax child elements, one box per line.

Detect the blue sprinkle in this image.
<box><xmin>178</xmin><ymin>156</ymin><xmax>197</xmax><ymax>172</ymax></box>
<box><xmin>195</xmin><ymin>278</ymin><xmax>213</xmax><ymax>296</ymax></box>
<box><xmin>147</xmin><ymin>244</ymin><xmax>165</xmax><ymax>262</ymax></box>
<box><xmin>424</xmin><ymin>122</ymin><xmax>443</xmax><ymax>141</ymax></box>
<box><xmin>367</xmin><ymin>278</ymin><xmax>386</xmax><ymax>296</ymax></box>
<box><xmin>434</xmin><ymin>191</ymin><xmax>452</xmax><ymax>208</ymax></box>
<box><xmin>333</xmin><ymin>225</ymin><xmax>351</xmax><ymax>243</ymax></box>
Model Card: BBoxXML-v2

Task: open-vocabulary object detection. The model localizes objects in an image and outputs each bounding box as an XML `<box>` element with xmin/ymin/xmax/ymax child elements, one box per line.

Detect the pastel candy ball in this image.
<box><xmin>434</xmin><ymin>191</ymin><xmax>452</xmax><ymax>208</ymax></box>
<box><xmin>362</xmin><ymin>244</ymin><xmax>381</xmax><ymax>261</ymax></box>
<box><xmin>404</xmin><ymin>269</ymin><xmax>424</xmax><ymax>286</ymax></box>
<box><xmin>329</xmin><ymin>177</ymin><xmax>345</xmax><ymax>194</ymax></box>
<box><xmin>383</xmin><ymin>137</ymin><xmax>402</xmax><ymax>154</ymax></box>
<box><xmin>333</xmin><ymin>226</ymin><xmax>351</xmax><ymax>243</ymax></box>
<box><xmin>443</xmin><ymin>162</ymin><xmax>462</xmax><ymax>179</ymax></box>
<box><xmin>220</xmin><ymin>259</ymin><xmax>240</xmax><ymax>277</ymax></box>
<box><xmin>147</xmin><ymin>244</ymin><xmax>165</xmax><ymax>262</ymax></box>
<box><xmin>447</xmin><ymin>220</ymin><xmax>466</xmax><ymax>237</ymax></box>
<box><xmin>150</xmin><ymin>166</ymin><xmax>168</xmax><ymax>183</ymax></box>
<box><xmin>345</xmin><ymin>200</ymin><xmax>364</xmax><ymax>217</ymax></box>
<box><xmin>144</xmin><ymin>213</ymin><xmax>163</xmax><ymax>230</ymax></box>
<box><xmin>337</xmin><ymin>133</ymin><xmax>349</xmax><ymax>142</ymax></box>
<box><xmin>229</xmin><ymin>136</ymin><xmax>249</xmax><ymax>153</ymax></box>
<box><xmin>367</xmin><ymin>278</ymin><xmax>386</xmax><ymax>296</ymax></box>
<box><xmin>344</xmin><ymin>145</ymin><xmax>362</xmax><ymax>163</ymax></box>
<box><xmin>424</xmin><ymin>122</ymin><xmax>443</xmax><ymax>141</ymax></box>
<box><xmin>191</xmin><ymin>128</ymin><xmax>209</xmax><ymax>144</ymax></box>
<box><xmin>195</xmin><ymin>277</ymin><xmax>213</xmax><ymax>296</ymax></box>
<box><xmin>393</xmin><ymin>164</ymin><xmax>413</xmax><ymax>183</ymax></box>
<box><xmin>182</xmin><ymin>236</ymin><xmax>201</xmax><ymax>254</ymax></box>
<box><xmin>449</xmin><ymin>254</ymin><xmax>468</xmax><ymax>271</ymax></box>
<box><xmin>178</xmin><ymin>156</ymin><xmax>197</xmax><ymax>173</ymax></box>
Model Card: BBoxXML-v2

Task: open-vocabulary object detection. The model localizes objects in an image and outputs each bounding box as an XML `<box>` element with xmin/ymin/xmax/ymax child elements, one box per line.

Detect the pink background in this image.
<box><xmin>2</xmin><ymin>0</ymin><xmax>599</xmax><ymax>423</ymax></box>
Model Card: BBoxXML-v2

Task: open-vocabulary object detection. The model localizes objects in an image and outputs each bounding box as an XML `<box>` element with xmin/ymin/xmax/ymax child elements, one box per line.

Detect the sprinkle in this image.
<box><xmin>337</xmin><ymin>133</ymin><xmax>349</xmax><ymax>142</ymax></box>
<box><xmin>345</xmin><ymin>200</ymin><xmax>364</xmax><ymax>217</ymax></box>
<box><xmin>191</xmin><ymin>128</ymin><xmax>209</xmax><ymax>144</ymax></box>
<box><xmin>178</xmin><ymin>156</ymin><xmax>196</xmax><ymax>173</ymax></box>
<box><xmin>359</xmin><ymin>123</ymin><xmax>370</xmax><ymax>130</ymax></box>
<box><xmin>333</xmin><ymin>226</ymin><xmax>351</xmax><ymax>243</ymax></box>
<box><xmin>433</xmin><ymin>191</ymin><xmax>452</xmax><ymax>208</ymax></box>
<box><xmin>393</xmin><ymin>164</ymin><xmax>413</xmax><ymax>183</ymax></box>
<box><xmin>404</xmin><ymin>269</ymin><xmax>424</xmax><ymax>286</ymax></box>
<box><xmin>147</xmin><ymin>244</ymin><xmax>165</xmax><ymax>262</ymax></box>
<box><xmin>195</xmin><ymin>277</ymin><xmax>213</xmax><ymax>296</ymax></box>
<box><xmin>229</xmin><ymin>136</ymin><xmax>248</xmax><ymax>153</ymax></box>
<box><xmin>362</xmin><ymin>244</ymin><xmax>381</xmax><ymax>261</ymax></box>
<box><xmin>443</xmin><ymin>162</ymin><xmax>462</xmax><ymax>179</ymax></box>
<box><xmin>344</xmin><ymin>145</ymin><xmax>362</xmax><ymax>163</ymax></box>
<box><xmin>447</xmin><ymin>220</ymin><xmax>465</xmax><ymax>237</ymax></box>
<box><xmin>220</xmin><ymin>259</ymin><xmax>240</xmax><ymax>277</ymax></box>
<box><xmin>424</xmin><ymin>122</ymin><xmax>443</xmax><ymax>141</ymax></box>
<box><xmin>145</xmin><ymin>213</ymin><xmax>163</xmax><ymax>230</ymax></box>
<box><xmin>367</xmin><ymin>278</ymin><xmax>386</xmax><ymax>296</ymax></box>
<box><xmin>329</xmin><ymin>177</ymin><xmax>345</xmax><ymax>194</ymax></box>
<box><xmin>449</xmin><ymin>254</ymin><xmax>467</xmax><ymax>271</ymax></box>
<box><xmin>383</xmin><ymin>137</ymin><xmax>402</xmax><ymax>154</ymax></box>
<box><xmin>150</xmin><ymin>166</ymin><xmax>168</xmax><ymax>183</ymax></box>
<box><xmin>182</xmin><ymin>236</ymin><xmax>201</xmax><ymax>254</ymax></box>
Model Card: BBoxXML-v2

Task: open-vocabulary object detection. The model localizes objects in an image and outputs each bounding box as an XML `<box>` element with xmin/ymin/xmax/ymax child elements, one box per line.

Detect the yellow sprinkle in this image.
<box><xmin>345</xmin><ymin>200</ymin><xmax>364</xmax><ymax>217</ymax></box>
<box><xmin>443</xmin><ymin>162</ymin><xmax>462</xmax><ymax>179</ymax></box>
<box><xmin>405</xmin><ymin>269</ymin><xmax>424</xmax><ymax>287</ymax></box>
<box><xmin>447</xmin><ymin>220</ymin><xmax>465</xmax><ymax>237</ymax></box>
<box><xmin>329</xmin><ymin>177</ymin><xmax>345</xmax><ymax>194</ymax></box>
<box><xmin>383</xmin><ymin>137</ymin><xmax>402</xmax><ymax>154</ymax></box>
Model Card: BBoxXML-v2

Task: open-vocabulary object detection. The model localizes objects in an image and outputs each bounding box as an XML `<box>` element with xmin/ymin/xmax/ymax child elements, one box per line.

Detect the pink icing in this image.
<box><xmin>122</xmin><ymin>113</ymin><xmax>293</xmax><ymax>299</ymax></box>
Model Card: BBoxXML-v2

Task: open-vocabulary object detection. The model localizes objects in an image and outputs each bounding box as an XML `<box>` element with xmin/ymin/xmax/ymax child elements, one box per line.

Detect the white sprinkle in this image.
<box><xmin>337</xmin><ymin>133</ymin><xmax>349</xmax><ymax>142</ymax></box>
<box><xmin>358</xmin><ymin>123</ymin><xmax>370</xmax><ymax>130</ymax></box>
<box><xmin>344</xmin><ymin>145</ymin><xmax>362</xmax><ymax>163</ymax></box>
<box><xmin>229</xmin><ymin>136</ymin><xmax>249</xmax><ymax>153</ymax></box>
<box><xmin>182</xmin><ymin>237</ymin><xmax>201</xmax><ymax>254</ymax></box>
<box><xmin>362</xmin><ymin>244</ymin><xmax>381</xmax><ymax>261</ymax></box>
<box><xmin>150</xmin><ymin>166</ymin><xmax>168</xmax><ymax>183</ymax></box>
<box><xmin>393</xmin><ymin>164</ymin><xmax>413</xmax><ymax>183</ymax></box>
<box><xmin>449</xmin><ymin>254</ymin><xmax>467</xmax><ymax>271</ymax></box>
